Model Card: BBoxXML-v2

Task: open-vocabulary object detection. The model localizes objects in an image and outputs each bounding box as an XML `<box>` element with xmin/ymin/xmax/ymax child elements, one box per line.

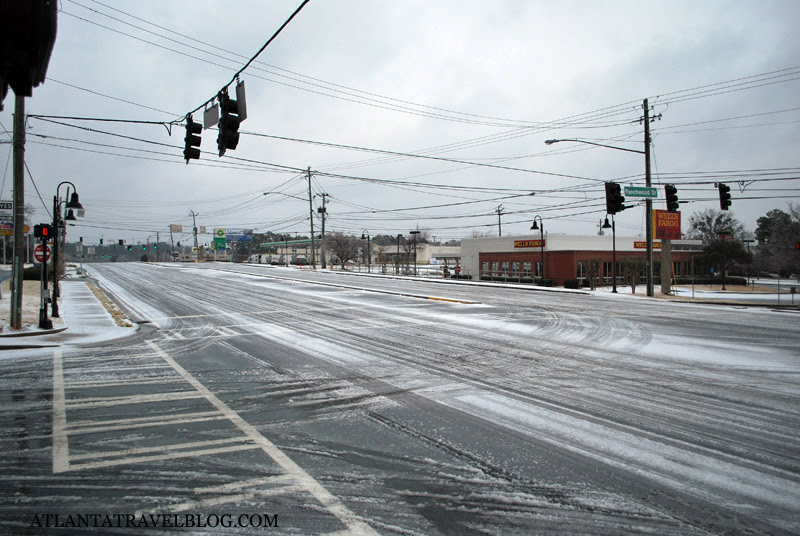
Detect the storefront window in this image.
<box><xmin>501</xmin><ymin>261</ymin><xmax>509</xmax><ymax>275</ymax></box>
<box><xmin>523</xmin><ymin>261</ymin><xmax>532</xmax><ymax>277</ymax></box>
<box><xmin>481</xmin><ymin>261</ymin><xmax>489</xmax><ymax>276</ymax></box>
<box><xmin>512</xmin><ymin>261</ymin><xmax>520</xmax><ymax>276</ymax></box>
<box><xmin>491</xmin><ymin>261</ymin><xmax>499</xmax><ymax>274</ymax></box>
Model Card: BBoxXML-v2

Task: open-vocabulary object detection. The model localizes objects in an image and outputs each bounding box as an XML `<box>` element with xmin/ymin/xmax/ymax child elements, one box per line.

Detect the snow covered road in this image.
<box><xmin>1</xmin><ymin>262</ymin><xmax>797</xmax><ymax>534</ymax></box>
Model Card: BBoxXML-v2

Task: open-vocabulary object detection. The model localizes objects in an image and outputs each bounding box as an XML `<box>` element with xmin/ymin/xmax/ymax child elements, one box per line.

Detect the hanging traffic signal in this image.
<box><xmin>142</xmin><ymin>244</ymin><xmax>147</xmax><ymax>250</ymax></box>
<box><xmin>33</xmin><ymin>223</ymin><xmax>53</xmax><ymax>238</ymax></box>
<box><xmin>183</xmin><ymin>115</ymin><xmax>202</xmax><ymax>163</ymax></box>
<box><xmin>718</xmin><ymin>183</ymin><xmax>732</xmax><ymax>211</ymax></box>
<box><xmin>217</xmin><ymin>89</ymin><xmax>240</xmax><ymax>157</ymax></box>
<box><xmin>99</xmin><ymin>238</ymin><xmax>103</xmax><ymax>245</ymax></box>
<box><xmin>604</xmin><ymin>182</ymin><xmax>625</xmax><ymax>214</ymax></box>
<box><xmin>118</xmin><ymin>239</ymin><xmax>124</xmax><ymax>246</ymax></box>
<box><xmin>127</xmin><ymin>245</ymin><xmax>132</xmax><ymax>251</ymax></box>
<box><xmin>665</xmin><ymin>184</ymin><xmax>679</xmax><ymax>213</ymax></box>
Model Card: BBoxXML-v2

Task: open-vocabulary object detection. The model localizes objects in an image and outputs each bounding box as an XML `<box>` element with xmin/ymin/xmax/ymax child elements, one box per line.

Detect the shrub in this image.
<box><xmin>564</xmin><ymin>279</ymin><xmax>580</xmax><ymax>289</ymax></box>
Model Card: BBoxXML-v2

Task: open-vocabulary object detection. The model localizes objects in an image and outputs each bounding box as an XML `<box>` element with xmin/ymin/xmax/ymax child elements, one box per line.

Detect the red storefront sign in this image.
<box><xmin>634</xmin><ymin>241</ymin><xmax>662</xmax><ymax>249</ymax></box>
<box><xmin>653</xmin><ymin>209</ymin><xmax>681</xmax><ymax>240</ymax></box>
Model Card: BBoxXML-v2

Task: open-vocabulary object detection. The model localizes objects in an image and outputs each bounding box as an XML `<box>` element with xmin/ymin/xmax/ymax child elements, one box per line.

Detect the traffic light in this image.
<box><xmin>718</xmin><ymin>183</ymin><xmax>732</xmax><ymax>211</ymax></box>
<box><xmin>33</xmin><ymin>223</ymin><xmax>53</xmax><ymax>238</ymax></box>
<box><xmin>127</xmin><ymin>245</ymin><xmax>132</xmax><ymax>251</ymax></box>
<box><xmin>118</xmin><ymin>239</ymin><xmax>123</xmax><ymax>246</ymax></box>
<box><xmin>99</xmin><ymin>238</ymin><xmax>103</xmax><ymax>245</ymax></box>
<box><xmin>665</xmin><ymin>184</ymin><xmax>679</xmax><ymax>213</ymax></box>
<box><xmin>604</xmin><ymin>182</ymin><xmax>625</xmax><ymax>215</ymax></box>
<box><xmin>217</xmin><ymin>89</ymin><xmax>240</xmax><ymax>157</ymax></box>
<box><xmin>796</xmin><ymin>242</ymin><xmax>800</xmax><ymax>250</ymax></box>
<box><xmin>183</xmin><ymin>115</ymin><xmax>202</xmax><ymax>163</ymax></box>
<box><xmin>142</xmin><ymin>244</ymin><xmax>147</xmax><ymax>250</ymax></box>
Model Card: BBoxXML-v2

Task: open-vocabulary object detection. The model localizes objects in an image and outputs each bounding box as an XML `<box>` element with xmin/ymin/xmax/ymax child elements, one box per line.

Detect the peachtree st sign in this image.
<box><xmin>514</xmin><ymin>239</ymin><xmax>546</xmax><ymax>248</ymax></box>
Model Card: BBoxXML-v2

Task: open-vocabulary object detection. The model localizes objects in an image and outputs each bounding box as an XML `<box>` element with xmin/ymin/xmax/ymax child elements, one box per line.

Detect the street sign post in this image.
<box><xmin>624</xmin><ymin>186</ymin><xmax>658</xmax><ymax>199</ymax></box>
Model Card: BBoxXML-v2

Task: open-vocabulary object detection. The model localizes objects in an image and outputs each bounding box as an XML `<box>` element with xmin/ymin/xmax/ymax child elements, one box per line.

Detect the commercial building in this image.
<box><xmin>460</xmin><ymin>234</ymin><xmax>702</xmax><ymax>286</ymax></box>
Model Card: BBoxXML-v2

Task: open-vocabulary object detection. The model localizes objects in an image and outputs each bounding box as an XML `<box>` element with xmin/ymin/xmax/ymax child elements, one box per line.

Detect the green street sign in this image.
<box><xmin>214</xmin><ymin>237</ymin><xmax>226</xmax><ymax>250</ymax></box>
<box><xmin>624</xmin><ymin>186</ymin><xmax>658</xmax><ymax>198</ymax></box>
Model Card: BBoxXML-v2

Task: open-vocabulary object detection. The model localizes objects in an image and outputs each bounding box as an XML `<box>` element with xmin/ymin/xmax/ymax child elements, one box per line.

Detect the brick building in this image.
<box><xmin>460</xmin><ymin>234</ymin><xmax>702</xmax><ymax>286</ymax></box>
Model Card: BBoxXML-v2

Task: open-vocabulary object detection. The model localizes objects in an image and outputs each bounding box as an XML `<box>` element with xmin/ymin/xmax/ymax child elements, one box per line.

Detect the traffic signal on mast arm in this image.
<box><xmin>604</xmin><ymin>182</ymin><xmax>625</xmax><ymax>214</ymax></box>
<box><xmin>217</xmin><ymin>89</ymin><xmax>241</xmax><ymax>157</ymax></box>
<box><xmin>665</xmin><ymin>184</ymin><xmax>679</xmax><ymax>212</ymax></box>
<box><xmin>183</xmin><ymin>115</ymin><xmax>202</xmax><ymax>163</ymax></box>
<box><xmin>718</xmin><ymin>183</ymin><xmax>732</xmax><ymax>211</ymax></box>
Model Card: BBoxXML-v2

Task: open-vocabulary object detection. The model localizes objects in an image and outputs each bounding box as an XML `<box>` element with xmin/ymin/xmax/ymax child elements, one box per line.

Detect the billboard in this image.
<box><xmin>653</xmin><ymin>209</ymin><xmax>681</xmax><ymax>240</ymax></box>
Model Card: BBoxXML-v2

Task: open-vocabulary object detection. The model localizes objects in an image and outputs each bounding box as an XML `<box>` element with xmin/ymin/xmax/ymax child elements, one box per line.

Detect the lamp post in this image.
<box><xmin>396</xmin><ymin>234</ymin><xmax>402</xmax><ymax>275</ymax></box>
<box><xmin>409</xmin><ymin>230</ymin><xmax>420</xmax><ymax>276</ymax></box>
<box><xmin>546</xmin><ymin>126</ymin><xmax>654</xmax><ymax>297</ymax></box>
<box><xmin>51</xmin><ymin>181</ymin><xmax>84</xmax><ymax>318</ymax></box>
<box><xmin>530</xmin><ymin>215</ymin><xmax>545</xmax><ymax>281</ymax></box>
<box><xmin>602</xmin><ymin>215</ymin><xmax>617</xmax><ymax>293</ymax></box>
<box><xmin>361</xmin><ymin>231</ymin><xmax>371</xmax><ymax>273</ymax></box>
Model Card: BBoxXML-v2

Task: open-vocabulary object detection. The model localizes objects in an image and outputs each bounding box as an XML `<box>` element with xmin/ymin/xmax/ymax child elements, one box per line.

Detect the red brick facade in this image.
<box><xmin>479</xmin><ymin>250</ymin><xmax>697</xmax><ymax>286</ymax></box>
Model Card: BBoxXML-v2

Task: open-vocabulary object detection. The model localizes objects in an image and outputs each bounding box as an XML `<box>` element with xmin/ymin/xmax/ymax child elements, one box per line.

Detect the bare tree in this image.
<box><xmin>622</xmin><ymin>257</ymin><xmax>647</xmax><ymax>294</ymax></box>
<box><xmin>324</xmin><ymin>232</ymin><xmax>359</xmax><ymax>269</ymax></box>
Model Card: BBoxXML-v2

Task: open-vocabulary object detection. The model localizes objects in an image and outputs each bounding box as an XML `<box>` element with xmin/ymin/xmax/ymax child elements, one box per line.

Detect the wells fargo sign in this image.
<box><xmin>514</xmin><ymin>239</ymin><xmax>545</xmax><ymax>248</ymax></box>
<box><xmin>653</xmin><ymin>209</ymin><xmax>681</xmax><ymax>240</ymax></box>
<box><xmin>634</xmin><ymin>241</ymin><xmax>662</xmax><ymax>249</ymax></box>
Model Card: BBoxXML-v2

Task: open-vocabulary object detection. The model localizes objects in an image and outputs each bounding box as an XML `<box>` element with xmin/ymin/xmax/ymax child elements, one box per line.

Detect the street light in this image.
<box><xmin>409</xmin><ymin>230</ymin><xmax>421</xmax><ymax>276</ymax></box>
<box><xmin>396</xmin><ymin>234</ymin><xmax>402</xmax><ymax>275</ymax></box>
<box><xmin>546</xmin><ymin>134</ymin><xmax>654</xmax><ymax>297</ymax></box>
<box><xmin>52</xmin><ymin>181</ymin><xmax>84</xmax><ymax>318</ymax></box>
<box><xmin>361</xmin><ymin>231</ymin><xmax>371</xmax><ymax>273</ymax></box>
<box><xmin>602</xmin><ymin>216</ymin><xmax>618</xmax><ymax>293</ymax></box>
<box><xmin>530</xmin><ymin>215</ymin><xmax>545</xmax><ymax>281</ymax></box>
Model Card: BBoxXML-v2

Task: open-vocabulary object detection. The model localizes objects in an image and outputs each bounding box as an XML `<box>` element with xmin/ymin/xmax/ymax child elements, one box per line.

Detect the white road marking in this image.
<box><xmin>64</xmin><ymin>391</ymin><xmax>204</xmax><ymax>409</ymax></box>
<box><xmin>66</xmin><ymin>413</ymin><xmax>228</xmax><ymax>436</ymax></box>
<box><xmin>67</xmin><ymin>377</ymin><xmax>183</xmax><ymax>389</ymax></box>
<box><xmin>69</xmin><ymin>437</ymin><xmax>252</xmax><ymax>461</ymax></box>
<box><xmin>68</xmin><ymin>444</ymin><xmax>262</xmax><ymax>471</ymax></box>
<box><xmin>193</xmin><ymin>474</ymin><xmax>296</xmax><ymax>494</ymax></box>
<box><xmin>146</xmin><ymin>340</ymin><xmax>379</xmax><ymax>536</ymax></box>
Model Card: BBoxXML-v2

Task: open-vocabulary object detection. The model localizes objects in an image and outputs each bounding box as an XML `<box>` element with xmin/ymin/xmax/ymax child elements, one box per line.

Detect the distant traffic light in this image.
<box><xmin>127</xmin><ymin>245</ymin><xmax>132</xmax><ymax>251</ymax></box>
<box><xmin>99</xmin><ymin>238</ymin><xmax>103</xmax><ymax>245</ymax></box>
<box><xmin>217</xmin><ymin>89</ymin><xmax>240</xmax><ymax>157</ymax></box>
<box><xmin>183</xmin><ymin>115</ymin><xmax>202</xmax><ymax>163</ymax></box>
<box><xmin>664</xmin><ymin>184</ymin><xmax>679</xmax><ymax>213</ymax></box>
<box><xmin>118</xmin><ymin>239</ymin><xmax>124</xmax><ymax>246</ymax></box>
<box><xmin>604</xmin><ymin>182</ymin><xmax>625</xmax><ymax>215</ymax></box>
<box><xmin>142</xmin><ymin>244</ymin><xmax>146</xmax><ymax>250</ymax></box>
<box><xmin>718</xmin><ymin>183</ymin><xmax>732</xmax><ymax>211</ymax></box>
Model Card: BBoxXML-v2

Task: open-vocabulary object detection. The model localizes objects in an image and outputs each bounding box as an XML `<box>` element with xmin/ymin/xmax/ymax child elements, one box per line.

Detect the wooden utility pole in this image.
<box><xmin>643</xmin><ymin>98</ymin><xmax>654</xmax><ymax>298</ymax></box>
<box><xmin>496</xmin><ymin>205</ymin><xmax>504</xmax><ymax>237</ymax></box>
<box><xmin>10</xmin><ymin>95</ymin><xmax>26</xmax><ymax>330</ymax></box>
<box><xmin>307</xmin><ymin>166</ymin><xmax>316</xmax><ymax>269</ymax></box>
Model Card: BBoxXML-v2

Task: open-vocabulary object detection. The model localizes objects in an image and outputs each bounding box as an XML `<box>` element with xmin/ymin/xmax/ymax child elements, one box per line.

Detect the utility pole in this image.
<box><xmin>307</xmin><ymin>166</ymin><xmax>316</xmax><ymax>269</ymax></box>
<box><xmin>643</xmin><ymin>98</ymin><xmax>654</xmax><ymax>298</ymax></box>
<box><xmin>156</xmin><ymin>232</ymin><xmax>160</xmax><ymax>262</ymax></box>
<box><xmin>169</xmin><ymin>228</ymin><xmax>174</xmax><ymax>261</ymax></box>
<box><xmin>318</xmin><ymin>193</ymin><xmax>329</xmax><ymax>269</ymax></box>
<box><xmin>10</xmin><ymin>95</ymin><xmax>25</xmax><ymax>330</ymax></box>
<box><xmin>496</xmin><ymin>205</ymin><xmax>504</xmax><ymax>237</ymax></box>
<box><xmin>190</xmin><ymin>211</ymin><xmax>199</xmax><ymax>261</ymax></box>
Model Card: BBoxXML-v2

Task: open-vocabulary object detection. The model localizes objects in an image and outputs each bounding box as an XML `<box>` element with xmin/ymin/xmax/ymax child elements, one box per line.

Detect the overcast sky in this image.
<box><xmin>1</xmin><ymin>0</ymin><xmax>798</xmax><ymax>247</ymax></box>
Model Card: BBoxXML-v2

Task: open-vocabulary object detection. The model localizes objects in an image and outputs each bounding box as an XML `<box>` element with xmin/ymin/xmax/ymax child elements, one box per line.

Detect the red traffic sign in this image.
<box><xmin>34</xmin><ymin>244</ymin><xmax>52</xmax><ymax>263</ymax></box>
<box><xmin>454</xmin><ymin>265</ymin><xmax>462</xmax><ymax>274</ymax></box>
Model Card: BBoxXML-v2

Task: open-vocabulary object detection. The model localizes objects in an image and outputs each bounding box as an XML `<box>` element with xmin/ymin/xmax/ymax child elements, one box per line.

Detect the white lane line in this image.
<box><xmin>68</xmin><ymin>377</ymin><xmax>183</xmax><ymax>389</ymax></box>
<box><xmin>67</xmin><ymin>410</ymin><xmax>223</xmax><ymax>431</ymax></box>
<box><xmin>52</xmin><ymin>349</ymin><xmax>70</xmax><ymax>474</ymax></box>
<box><xmin>64</xmin><ymin>391</ymin><xmax>204</xmax><ymax>409</ymax></box>
<box><xmin>69</xmin><ymin>437</ymin><xmax>252</xmax><ymax>461</ymax></box>
<box><xmin>193</xmin><ymin>475</ymin><xmax>296</xmax><ymax>494</ymax></box>
<box><xmin>146</xmin><ymin>340</ymin><xmax>379</xmax><ymax>536</ymax></box>
<box><xmin>66</xmin><ymin>414</ymin><xmax>228</xmax><ymax>435</ymax></box>
<box><xmin>68</xmin><ymin>444</ymin><xmax>262</xmax><ymax>471</ymax></box>
<box><xmin>66</xmin><ymin>363</ymin><xmax>171</xmax><ymax>373</ymax></box>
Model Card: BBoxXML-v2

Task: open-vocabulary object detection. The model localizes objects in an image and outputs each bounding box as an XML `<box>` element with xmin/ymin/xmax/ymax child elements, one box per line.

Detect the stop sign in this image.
<box><xmin>34</xmin><ymin>244</ymin><xmax>52</xmax><ymax>263</ymax></box>
<box><xmin>454</xmin><ymin>265</ymin><xmax>462</xmax><ymax>274</ymax></box>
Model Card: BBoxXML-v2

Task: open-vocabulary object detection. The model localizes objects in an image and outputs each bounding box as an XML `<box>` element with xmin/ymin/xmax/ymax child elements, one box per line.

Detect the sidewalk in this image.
<box><xmin>0</xmin><ymin>274</ymin><xmax>138</xmax><ymax>349</ymax></box>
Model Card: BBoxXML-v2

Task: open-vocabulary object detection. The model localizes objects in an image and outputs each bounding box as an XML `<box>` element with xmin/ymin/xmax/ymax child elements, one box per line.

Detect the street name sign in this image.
<box><xmin>624</xmin><ymin>186</ymin><xmax>658</xmax><ymax>198</ymax></box>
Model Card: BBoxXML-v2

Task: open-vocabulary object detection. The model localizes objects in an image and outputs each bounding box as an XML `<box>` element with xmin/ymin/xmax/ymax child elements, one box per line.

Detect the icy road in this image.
<box><xmin>1</xmin><ymin>262</ymin><xmax>798</xmax><ymax>535</ymax></box>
